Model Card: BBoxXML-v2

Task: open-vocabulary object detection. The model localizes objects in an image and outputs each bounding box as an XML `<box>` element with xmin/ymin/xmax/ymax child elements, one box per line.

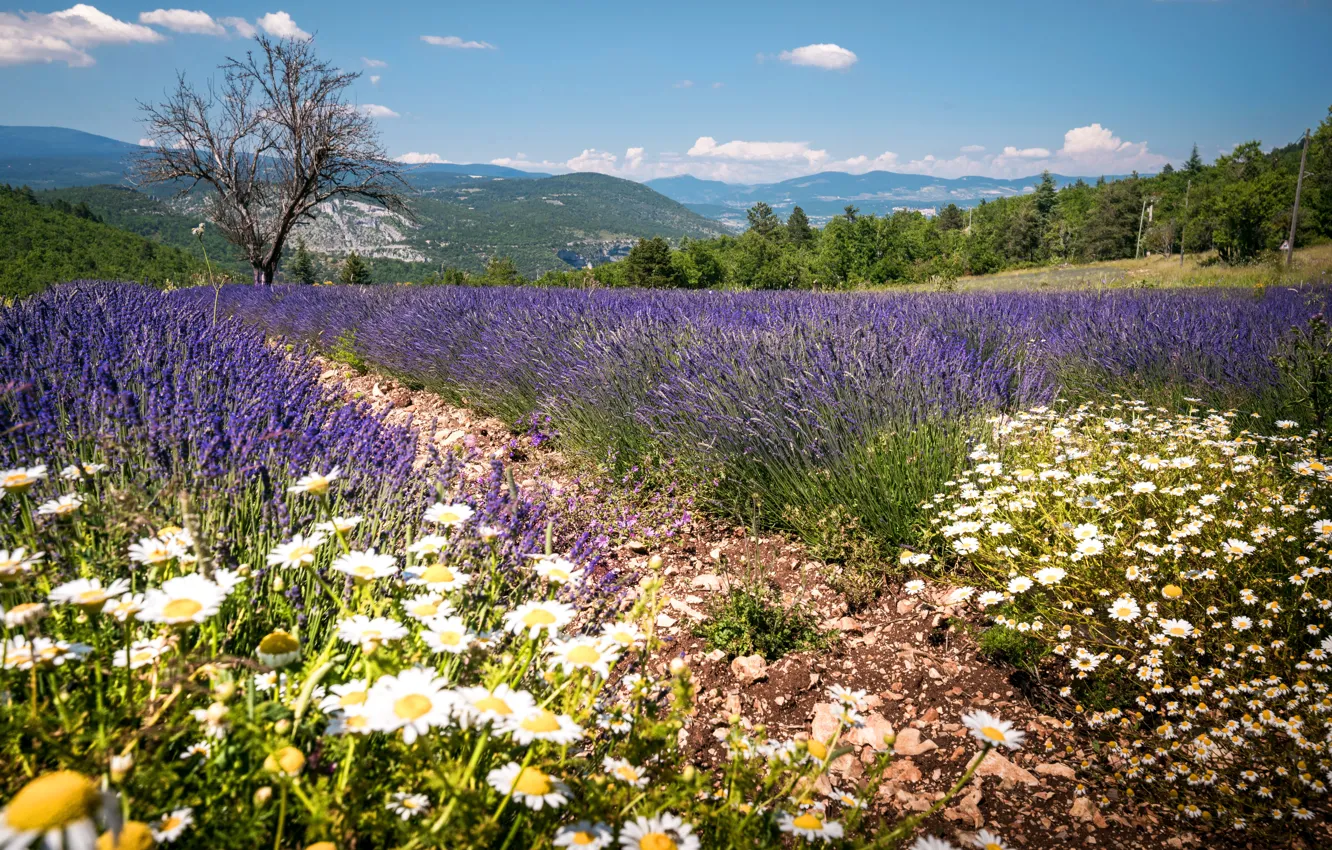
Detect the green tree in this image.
<box><xmin>289</xmin><ymin>237</ymin><xmax>318</xmax><ymax>284</ymax></box>
<box><xmin>746</xmin><ymin>202</ymin><xmax>780</xmax><ymax>238</ymax></box>
<box><xmin>623</xmin><ymin>237</ymin><xmax>684</xmax><ymax>288</ymax></box>
<box><xmin>843</xmin><ymin>204</ymin><xmax>860</xmax><ymax>222</ymax></box>
<box><xmin>1185</xmin><ymin>144</ymin><xmax>1204</xmax><ymax>174</ymax></box>
<box><xmin>479</xmin><ymin>256</ymin><xmax>523</xmax><ymax>287</ymax></box>
<box><xmin>339</xmin><ymin>251</ymin><xmax>373</xmax><ymax>284</ymax></box>
<box><xmin>785</xmin><ymin>206</ymin><xmax>813</xmax><ymax>246</ymax></box>
<box><xmin>935</xmin><ymin>203</ymin><xmax>966</xmax><ymax>232</ymax></box>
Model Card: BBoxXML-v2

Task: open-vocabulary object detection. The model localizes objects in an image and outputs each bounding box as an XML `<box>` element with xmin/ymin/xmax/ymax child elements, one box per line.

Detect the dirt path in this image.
<box><xmin>321</xmin><ymin>362</ymin><xmax>1217</xmax><ymax>850</ymax></box>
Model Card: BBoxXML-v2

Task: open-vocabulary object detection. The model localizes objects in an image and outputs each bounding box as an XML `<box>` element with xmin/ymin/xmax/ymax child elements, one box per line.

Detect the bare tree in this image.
<box><xmin>134</xmin><ymin>36</ymin><xmax>408</xmax><ymax>286</ymax></box>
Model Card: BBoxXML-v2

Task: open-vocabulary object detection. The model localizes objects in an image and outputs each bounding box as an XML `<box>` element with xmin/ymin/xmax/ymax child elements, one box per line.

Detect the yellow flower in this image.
<box><xmin>0</xmin><ymin>771</ymin><xmax>100</xmax><ymax>846</ymax></box>
<box><xmin>264</xmin><ymin>746</ymin><xmax>306</xmax><ymax>776</ymax></box>
<box><xmin>96</xmin><ymin>821</ymin><xmax>154</xmax><ymax>850</ymax></box>
<box><xmin>1162</xmin><ymin>584</ymin><xmax>1183</xmax><ymax>599</ymax></box>
<box><xmin>256</xmin><ymin>630</ymin><xmax>301</xmax><ymax>668</ymax></box>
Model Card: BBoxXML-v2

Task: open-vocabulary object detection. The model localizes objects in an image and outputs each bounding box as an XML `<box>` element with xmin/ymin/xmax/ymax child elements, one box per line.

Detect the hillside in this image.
<box><xmin>2</xmin><ymin>126</ymin><xmax>726</xmax><ymax>278</ymax></box>
<box><xmin>0</xmin><ymin>184</ymin><xmax>207</xmax><ymax>299</ymax></box>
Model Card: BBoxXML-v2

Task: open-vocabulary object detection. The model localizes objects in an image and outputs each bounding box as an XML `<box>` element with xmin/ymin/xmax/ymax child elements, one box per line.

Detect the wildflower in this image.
<box><xmin>507</xmin><ymin>707</ymin><xmax>583</xmax><ymax>745</ymax></box>
<box><xmin>1034</xmin><ymin>567</ymin><xmax>1067</xmax><ymax>586</ymax></box>
<box><xmin>336</xmin><ymin>615</ymin><xmax>407</xmax><ymax>651</ymax></box>
<box><xmin>555</xmin><ymin>822</ymin><xmax>613</xmax><ymax>849</ymax></box>
<box><xmin>1276</xmin><ymin>420</ymin><xmax>1299</xmax><ymax>429</ymax></box>
<box><xmin>127</xmin><ymin>537</ymin><xmax>178</xmax><ymax>566</ymax></box>
<box><xmin>386</xmin><ymin>792</ymin><xmax>430</xmax><ymax>820</ymax></box>
<box><xmin>402</xmin><ymin>562</ymin><xmax>471</xmax><ymax>590</ymax></box>
<box><xmin>365</xmin><ymin>667</ymin><xmax>455</xmax><ymax>743</ymax></box>
<box><xmin>502</xmin><ymin>600</ymin><xmax>575</xmax><ymax>638</ymax></box>
<box><xmin>777</xmin><ymin>810</ymin><xmax>843</xmax><ymax>841</ymax></box>
<box><xmin>1131</xmin><ymin>482</ymin><xmax>1157</xmax><ymax>494</ymax></box>
<box><xmin>423</xmin><ymin>502</ymin><xmax>474</xmax><ymax>527</ymax></box>
<box><xmin>315</xmin><ymin>515</ymin><xmax>363</xmax><ymax>534</ymax></box>
<box><xmin>267</xmin><ymin>533</ymin><xmax>327</xmax><ymax>569</ymax></box>
<box><xmin>1231</xmin><ymin>616</ymin><xmax>1252</xmax><ymax>631</ymax></box>
<box><xmin>0</xmin><ymin>548</ymin><xmax>42</xmax><ymax>584</ymax></box>
<box><xmin>1160</xmin><ymin>619</ymin><xmax>1195</xmax><ymax>639</ymax></box>
<box><xmin>601</xmin><ymin>620</ymin><xmax>646</xmax><ymax>648</ymax></box>
<box><xmin>0</xmin><ymin>771</ymin><xmax>100</xmax><ymax>850</ymax></box>
<box><xmin>457</xmin><ymin>684</ymin><xmax>536</xmax><ymax>728</ymax></box>
<box><xmin>151</xmin><ymin>808</ymin><xmax>194</xmax><ymax>842</ymax></box>
<box><xmin>331</xmin><ymin>549</ymin><xmax>397</xmax><ymax>582</ymax></box>
<box><xmin>977</xmin><ymin>591</ymin><xmax>1005</xmax><ymax>608</ymax></box>
<box><xmin>485</xmin><ymin>763</ymin><xmax>568</xmax><ymax>810</ymax></box>
<box><xmin>4</xmin><ymin>602</ymin><xmax>47</xmax><ymax>628</ymax></box>
<box><xmin>407</xmin><ymin>535</ymin><xmax>451</xmax><ymax>556</ymax></box>
<box><xmin>98</xmin><ymin>820</ymin><xmax>153</xmax><ymax>850</ymax></box>
<box><xmin>288</xmin><ymin>468</ymin><xmax>340</xmax><ymax>496</ymax></box>
<box><xmin>528</xmin><ymin>554</ymin><xmax>584</xmax><ymax>584</ymax></box>
<box><xmin>402</xmin><ymin>593</ymin><xmax>453</xmax><ymax>622</ymax></box>
<box><xmin>1222</xmin><ymin>538</ymin><xmax>1255</xmax><ymax>557</ymax></box>
<box><xmin>421</xmin><ymin>617</ymin><xmax>474</xmax><ymax>654</ymax></box>
<box><xmin>35</xmin><ymin>495</ymin><xmax>84</xmax><ymax>517</ymax></box>
<box><xmin>618</xmin><ymin>813</ymin><xmax>699</xmax><ymax>850</ymax></box>
<box><xmin>49</xmin><ymin>578</ymin><xmax>130</xmax><ymax>611</ymax></box>
<box><xmin>180</xmin><ymin>742</ymin><xmax>211</xmax><ymax>760</ymax></box>
<box><xmin>911</xmin><ymin>839</ymin><xmax>958</xmax><ymax>850</ymax></box>
<box><xmin>1007</xmin><ymin>576</ymin><xmax>1033</xmax><ymax>595</ymax></box>
<box><xmin>973</xmin><ymin>831</ymin><xmax>1009</xmax><ymax>850</ymax></box>
<box><xmin>319</xmin><ymin>679</ymin><xmax>370</xmax><ymax>714</ymax></box>
<box><xmin>102</xmin><ymin>594</ymin><xmax>144</xmax><ymax>622</ymax></box>
<box><xmin>1074</xmin><ymin>538</ymin><xmax>1104</xmax><ymax>557</ymax></box>
<box><xmin>0</xmin><ymin>465</ymin><xmax>47</xmax><ymax>494</ymax></box>
<box><xmin>477</xmin><ymin>525</ymin><xmax>503</xmax><ymax>542</ymax></box>
<box><xmin>256</xmin><ymin>630</ymin><xmax>300</xmax><ymax>668</ymax></box>
<box><xmin>962</xmin><ymin>710</ymin><xmax>1025</xmax><ymax>749</ymax></box>
<box><xmin>113</xmin><ymin>638</ymin><xmax>170</xmax><ymax>670</ymax></box>
<box><xmin>829</xmin><ymin>685</ymin><xmax>868</xmax><ymax>710</ymax></box>
<box><xmin>1161</xmin><ymin>584</ymin><xmax>1183</xmax><ymax>599</ymax></box>
<box><xmin>547</xmin><ymin>636</ymin><xmax>620</xmax><ymax>677</ymax></box>
<box><xmin>138</xmin><ymin>574</ymin><xmax>225</xmax><ymax>625</ymax></box>
<box><xmin>58</xmin><ymin>462</ymin><xmax>106</xmax><ymax>480</ymax></box>
<box><xmin>1107</xmin><ymin>596</ymin><xmax>1140</xmax><ymax>622</ymax></box>
<box><xmin>904</xmin><ymin>579</ymin><xmax>926</xmax><ymax>595</ymax></box>
<box><xmin>191</xmin><ymin>222</ymin><xmax>205</xmax><ymax>236</ymax></box>
<box><xmin>602</xmin><ymin>757</ymin><xmax>650</xmax><ymax>787</ymax></box>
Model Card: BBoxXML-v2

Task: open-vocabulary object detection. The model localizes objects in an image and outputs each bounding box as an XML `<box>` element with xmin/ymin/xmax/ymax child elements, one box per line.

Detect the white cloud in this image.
<box><xmin>0</xmin><ymin>4</ymin><xmax>162</xmax><ymax>66</ymax></box>
<box><xmin>673</xmin><ymin>79</ymin><xmax>693</xmax><ymax>88</ymax></box>
<box><xmin>777</xmin><ymin>43</ymin><xmax>857</xmax><ymax>70</ymax></box>
<box><xmin>960</xmin><ymin>144</ymin><xmax>985</xmax><ymax>153</ymax></box>
<box><xmin>362</xmin><ymin>56</ymin><xmax>386</xmax><ymax>67</ymax></box>
<box><xmin>138</xmin><ymin>137</ymin><xmax>154</xmax><ymax>146</ymax></box>
<box><xmin>257</xmin><ymin>11</ymin><xmax>309</xmax><ymax>39</ymax></box>
<box><xmin>624</xmin><ymin>146</ymin><xmax>644</xmax><ymax>170</ymax></box>
<box><xmin>369</xmin><ymin>74</ymin><xmax>380</xmax><ymax>85</ymax></box>
<box><xmin>827</xmin><ymin>151</ymin><xmax>901</xmax><ymax>173</ymax></box>
<box><xmin>360</xmin><ymin>103</ymin><xmax>399</xmax><ymax>118</ymax></box>
<box><xmin>565</xmin><ymin>148</ymin><xmax>620</xmax><ymax>174</ymax></box>
<box><xmin>490</xmin><ymin>155</ymin><xmax>563</xmax><ymax>171</ymax></box>
<box><xmin>688</xmin><ymin>136</ymin><xmax>828</xmax><ymax>167</ymax></box>
<box><xmin>138</xmin><ymin>9</ymin><xmax>225</xmax><ymax>36</ymax></box>
<box><xmin>396</xmin><ymin>152</ymin><xmax>450</xmax><ymax>164</ymax></box>
<box><xmin>218</xmin><ymin>16</ymin><xmax>255</xmax><ymax>38</ymax></box>
<box><xmin>421</xmin><ymin>35</ymin><xmax>495</xmax><ymax>49</ymax></box>
<box><xmin>1001</xmin><ymin>145</ymin><xmax>1052</xmax><ymax>158</ymax></box>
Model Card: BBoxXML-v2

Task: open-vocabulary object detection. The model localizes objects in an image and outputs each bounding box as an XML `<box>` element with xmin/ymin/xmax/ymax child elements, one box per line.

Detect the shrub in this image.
<box><xmin>923</xmin><ymin>401</ymin><xmax>1332</xmax><ymax>835</ymax></box>
<box><xmin>695</xmin><ymin>580</ymin><xmax>825</xmax><ymax>661</ymax></box>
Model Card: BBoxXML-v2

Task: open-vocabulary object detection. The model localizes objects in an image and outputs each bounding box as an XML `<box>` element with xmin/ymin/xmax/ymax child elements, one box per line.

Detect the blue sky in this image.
<box><xmin>1</xmin><ymin>0</ymin><xmax>1329</xmax><ymax>183</ymax></box>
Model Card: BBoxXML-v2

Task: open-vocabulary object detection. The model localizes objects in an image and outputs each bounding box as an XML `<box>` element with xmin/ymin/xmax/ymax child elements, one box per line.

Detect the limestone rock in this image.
<box><xmin>893</xmin><ymin>728</ymin><xmax>938</xmax><ymax>756</ymax></box>
<box><xmin>1035</xmin><ymin>762</ymin><xmax>1077</xmax><ymax>780</ymax></box>
<box><xmin>975</xmin><ymin>751</ymin><xmax>1039</xmax><ymax>787</ymax></box>
<box><xmin>730</xmin><ymin>654</ymin><xmax>768</xmax><ymax>686</ymax></box>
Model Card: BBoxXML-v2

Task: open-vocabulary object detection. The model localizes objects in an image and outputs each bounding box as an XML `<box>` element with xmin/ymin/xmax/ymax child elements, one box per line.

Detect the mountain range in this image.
<box><xmin>644</xmin><ymin>171</ymin><xmax>1125</xmax><ymax>226</ymax></box>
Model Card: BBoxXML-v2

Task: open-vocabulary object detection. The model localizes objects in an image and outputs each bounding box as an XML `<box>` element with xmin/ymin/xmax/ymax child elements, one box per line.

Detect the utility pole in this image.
<box><xmin>1179</xmin><ymin>179</ymin><xmax>1191</xmax><ymax>268</ymax></box>
<box><xmin>1286</xmin><ymin>128</ymin><xmax>1310</xmax><ymax>267</ymax></box>
<box><xmin>1135</xmin><ymin>196</ymin><xmax>1149</xmax><ymax>260</ymax></box>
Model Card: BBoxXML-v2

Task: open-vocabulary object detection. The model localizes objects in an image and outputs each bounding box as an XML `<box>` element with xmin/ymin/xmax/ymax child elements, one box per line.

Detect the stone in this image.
<box><xmin>1070</xmin><ymin>797</ymin><xmax>1106</xmax><ymax>828</ymax></box>
<box><xmin>893</xmin><ymin>728</ymin><xmax>938</xmax><ymax>756</ymax></box>
<box><xmin>882</xmin><ymin>758</ymin><xmax>922</xmax><ymax>786</ymax></box>
<box><xmin>1035</xmin><ymin>762</ymin><xmax>1077</xmax><ymax>780</ymax></box>
<box><xmin>387</xmin><ymin>388</ymin><xmax>413</xmax><ymax>408</ymax></box>
<box><xmin>626</xmin><ymin>539</ymin><xmax>649</xmax><ymax>555</ymax></box>
<box><xmin>691</xmin><ymin>573</ymin><xmax>728</xmax><ymax>592</ymax></box>
<box><xmin>655</xmin><ymin>613</ymin><xmax>677</xmax><ymax>628</ymax></box>
<box><xmin>943</xmin><ymin>787</ymin><xmax>984</xmax><ymax>828</ymax></box>
<box><xmin>975</xmin><ymin>751</ymin><xmax>1039</xmax><ymax>787</ymax></box>
<box><xmin>896</xmin><ymin>598</ymin><xmax>917</xmax><ymax>614</ymax></box>
<box><xmin>846</xmin><ymin>712</ymin><xmax>896</xmax><ymax>750</ymax></box>
<box><xmin>730</xmin><ymin>654</ymin><xmax>768</xmax><ymax>686</ymax></box>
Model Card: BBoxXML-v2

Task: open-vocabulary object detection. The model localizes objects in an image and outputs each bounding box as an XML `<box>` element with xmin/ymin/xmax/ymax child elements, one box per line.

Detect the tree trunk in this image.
<box><xmin>251</xmin><ymin>263</ymin><xmax>276</xmax><ymax>287</ymax></box>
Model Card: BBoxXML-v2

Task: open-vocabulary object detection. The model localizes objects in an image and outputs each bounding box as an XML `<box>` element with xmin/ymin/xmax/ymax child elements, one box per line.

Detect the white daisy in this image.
<box><xmin>127</xmin><ymin>536</ymin><xmax>179</xmax><ymax>566</ymax></box>
<box><xmin>151</xmin><ymin>807</ymin><xmax>194</xmax><ymax>843</ymax></box>
<box><xmin>424</xmin><ymin>502</ymin><xmax>474</xmax><ymax>527</ymax></box>
<box><xmin>402</xmin><ymin>561</ymin><xmax>472</xmax><ymax>591</ymax></box>
<box><xmin>319</xmin><ymin>679</ymin><xmax>371</xmax><ymax>715</ymax></box>
<box><xmin>137</xmin><ymin>574</ymin><xmax>225</xmax><ymax>625</ymax></box>
<box><xmin>600</xmin><ymin>620</ymin><xmax>646</xmax><ymax>649</ymax></box>
<box><xmin>0</xmin><ymin>465</ymin><xmax>47</xmax><ymax>493</ymax></box>
<box><xmin>1107</xmin><ymin>597</ymin><xmax>1140</xmax><ymax>623</ymax></box>
<box><xmin>48</xmin><ymin>577</ymin><xmax>129</xmax><ymax>609</ymax></box>
<box><xmin>266</xmin><ymin>533</ymin><xmax>327</xmax><ymax>569</ymax></box>
<box><xmin>315</xmin><ymin>515</ymin><xmax>363</xmax><ymax>534</ymax></box>
<box><xmin>617</xmin><ymin>813</ymin><xmax>699</xmax><ymax>850</ymax></box>
<box><xmin>1160</xmin><ymin>618</ymin><xmax>1194</xmax><ymax>639</ymax></box>
<box><xmin>485</xmin><ymin>762</ymin><xmax>568</xmax><ymax>810</ymax></box>
<box><xmin>386</xmin><ymin>792</ymin><xmax>430</xmax><ymax>820</ymax></box>
<box><xmin>506</xmin><ymin>707</ymin><xmax>584</xmax><ymax>745</ymax></box>
<box><xmin>528</xmin><ymin>554</ymin><xmax>584</xmax><ymax>585</ymax></box>
<box><xmin>288</xmin><ymin>468</ymin><xmax>340</xmax><ymax>496</ymax></box>
<box><xmin>555</xmin><ymin>822</ymin><xmax>613</xmax><ymax>849</ymax></box>
<box><xmin>0</xmin><ymin>547</ymin><xmax>43</xmax><ymax>584</ymax></box>
<box><xmin>364</xmin><ymin>667</ymin><xmax>455</xmax><ymax>744</ymax></box>
<box><xmin>962</xmin><ymin>710</ymin><xmax>1025</xmax><ymax>749</ymax></box>
<box><xmin>331</xmin><ymin>548</ymin><xmax>397</xmax><ymax>582</ymax></box>
<box><xmin>402</xmin><ymin>593</ymin><xmax>454</xmax><ymax>623</ymax></box>
<box><xmin>778</xmin><ymin>810</ymin><xmax>844</xmax><ymax>841</ymax></box>
<box><xmin>502</xmin><ymin>600</ymin><xmax>575</xmax><ymax>639</ymax></box>
<box><xmin>335</xmin><ymin>615</ymin><xmax>408</xmax><ymax>650</ymax></box>
<box><xmin>973</xmin><ymin>830</ymin><xmax>1009</xmax><ymax>850</ymax></box>
<box><xmin>1034</xmin><ymin>567</ymin><xmax>1066</xmax><ymax>586</ymax></box>
<box><xmin>547</xmin><ymin>636</ymin><xmax>620</xmax><ymax>678</ymax></box>
<box><xmin>58</xmin><ymin>462</ymin><xmax>106</xmax><ymax>480</ymax></box>
<box><xmin>421</xmin><ymin>616</ymin><xmax>474</xmax><ymax>654</ymax></box>
<box><xmin>602</xmin><ymin>757</ymin><xmax>649</xmax><ymax>787</ymax></box>
<box><xmin>1006</xmin><ymin>576</ymin><xmax>1033</xmax><ymax>595</ymax></box>
<box><xmin>113</xmin><ymin>637</ymin><xmax>170</xmax><ymax>670</ymax></box>
<box><xmin>35</xmin><ymin>495</ymin><xmax>84</xmax><ymax>517</ymax></box>
<box><xmin>456</xmin><ymin>684</ymin><xmax>537</xmax><ymax>728</ymax></box>
<box><xmin>0</xmin><ymin>771</ymin><xmax>98</xmax><ymax>850</ymax></box>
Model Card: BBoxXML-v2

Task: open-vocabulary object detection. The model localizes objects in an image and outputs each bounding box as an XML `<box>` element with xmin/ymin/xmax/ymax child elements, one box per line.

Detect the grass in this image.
<box><xmin>695</xmin><ymin>580</ymin><xmax>826</xmax><ymax>661</ymax></box>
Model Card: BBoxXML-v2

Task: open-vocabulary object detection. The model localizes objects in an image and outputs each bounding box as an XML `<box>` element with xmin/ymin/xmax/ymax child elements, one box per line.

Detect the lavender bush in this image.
<box><xmin>197</xmin><ymin>283</ymin><xmax>1332</xmax><ymax>561</ymax></box>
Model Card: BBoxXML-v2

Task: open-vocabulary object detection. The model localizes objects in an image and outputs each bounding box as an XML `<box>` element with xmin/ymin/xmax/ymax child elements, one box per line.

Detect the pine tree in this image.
<box><xmin>746</xmin><ymin>202</ymin><xmax>780</xmax><ymax>237</ymax></box>
<box><xmin>785</xmin><ymin>206</ymin><xmax>813</xmax><ymax>245</ymax></box>
<box><xmin>1033</xmin><ymin>171</ymin><xmax>1058</xmax><ymax>222</ymax></box>
<box><xmin>935</xmin><ymin>203</ymin><xmax>966</xmax><ymax>231</ymax></box>
<box><xmin>289</xmin><ymin>237</ymin><xmax>317</xmax><ymax>284</ymax></box>
<box><xmin>1185</xmin><ymin>144</ymin><xmax>1204</xmax><ymax>173</ymax></box>
<box><xmin>623</xmin><ymin>236</ymin><xmax>683</xmax><ymax>288</ymax></box>
<box><xmin>340</xmin><ymin>251</ymin><xmax>372</xmax><ymax>285</ymax></box>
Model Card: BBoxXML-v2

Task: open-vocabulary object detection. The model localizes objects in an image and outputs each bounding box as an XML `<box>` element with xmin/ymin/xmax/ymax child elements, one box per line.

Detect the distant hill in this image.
<box><xmin>647</xmin><ymin>170</ymin><xmax>1128</xmax><ymax>224</ymax></box>
<box><xmin>0</xmin><ymin>183</ymin><xmax>206</xmax><ymax>299</ymax></box>
<box><xmin>0</xmin><ymin>127</ymin><xmax>725</xmax><ymax>278</ymax></box>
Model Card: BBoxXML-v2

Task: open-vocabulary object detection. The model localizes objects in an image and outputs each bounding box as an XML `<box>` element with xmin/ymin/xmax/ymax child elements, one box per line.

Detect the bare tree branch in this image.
<box><xmin>133</xmin><ymin>35</ymin><xmax>408</xmax><ymax>285</ymax></box>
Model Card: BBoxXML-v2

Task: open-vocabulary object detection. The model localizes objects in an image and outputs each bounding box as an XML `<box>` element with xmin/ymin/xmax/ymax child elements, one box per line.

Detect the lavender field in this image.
<box><xmin>202</xmin><ymin>282</ymin><xmax>1332</xmax><ymax>562</ymax></box>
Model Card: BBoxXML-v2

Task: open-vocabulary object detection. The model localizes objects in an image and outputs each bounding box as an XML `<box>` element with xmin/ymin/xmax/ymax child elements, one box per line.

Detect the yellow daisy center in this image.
<box><xmin>985</xmin><ymin>844</ymin><xmax>1003</xmax><ymax>850</ymax></box>
<box><xmin>4</xmin><ymin>771</ymin><xmax>99</xmax><ymax>831</ymax></box>
<box><xmin>1162</xmin><ymin>584</ymin><xmax>1183</xmax><ymax>598</ymax></box>
<box><xmin>806</xmin><ymin>739</ymin><xmax>829</xmax><ymax>760</ymax></box>
<box><xmin>566</xmin><ymin>645</ymin><xmax>601</xmax><ymax>665</ymax></box>
<box><xmin>547</xmin><ymin>568</ymin><xmax>571</xmax><ymax>581</ymax></box>
<box><xmin>259</xmin><ymin>631</ymin><xmax>299</xmax><ymax>654</ymax></box>
<box><xmin>163</xmin><ymin>598</ymin><xmax>203</xmax><ymax>620</ymax></box>
<box><xmin>3</xmin><ymin>473</ymin><xmax>29</xmax><ymax>487</ymax></box>
<box><xmin>436</xmin><ymin>631</ymin><xmax>462</xmax><ymax>646</ymax></box>
<box><xmin>614</xmin><ymin>765</ymin><xmax>640</xmax><ymax>782</ymax></box>
<box><xmin>639</xmin><ymin>834</ymin><xmax>676</xmax><ymax>850</ymax></box>
<box><xmin>569</xmin><ymin>832</ymin><xmax>597</xmax><ymax>846</ymax></box>
<box><xmin>522</xmin><ymin>608</ymin><xmax>557</xmax><ymax>627</ymax></box>
<box><xmin>793</xmin><ymin>813</ymin><xmax>824</xmax><ymax>830</ymax></box>
<box><xmin>520</xmin><ymin>710</ymin><xmax>562</xmax><ymax>733</ymax></box>
<box><xmin>474</xmin><ymin>696</ymin><xmax>513</xmax><ymax>715</ymax></box>
<box><xmin>130</xmin><ymin>650</ymin><xmax>154</xmax><ymax>664</ymax></box>
<box><xmin>394</xmin><ymin>694</ymin><xmax>433</xmax><ymax>720</ymax></box>
<box><xmin>981</xmin><ymin>726</ymin><xmax>1006</xmax><ymax>743</ymax></box>
<box><xmin>344</xmin><ymin>715</ymin><xmax>370</xmax><ymax>730</ymax></box>
<box><xmin>339</xmin><ymin>691</ymin><xmax>367</xmax><ymax>707</ymax></box>
<box><xmin>611</xmin><ymin>630</ymin><xmax>634</xmax><ymax>644</ymax></box>
<box><xmin>411</xmin><ymin>602</ymin><xmax>439</xmax><ymax>617</ymax></box>
<box><xmin>512</xmin><ymin>767</ymin><xmax>551</xmax><ymax>796</ymax></box>
<box><xmin>352</xmin><ymin>565</ymin><xmax>376</xmax><ymax>578</ymax></box>
<box><xmin>419</xmin><ymin>565</ymin><xmax>455</xmax><ymax>584</ymax></box>
<box><xmin>160</xmin><ymin>816</ymin><xmax>182</xmax><ymax>831</ymax></box>
<box><xmin>77</xmin><ymin>589</ymin><xmax>106</xmax><ymax>604</ymax></box>
<box><xmin>96</xmin><ymin>820</ymin><xmax>154</xmax><ymax>850</ymax></box>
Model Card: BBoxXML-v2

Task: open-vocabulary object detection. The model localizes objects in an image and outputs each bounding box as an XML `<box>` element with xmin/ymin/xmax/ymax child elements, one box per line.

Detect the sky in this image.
<box><xmin>1</xmin><ymin>0</ymin><xmax>1329</xmax><ymax>185</ymax></box>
